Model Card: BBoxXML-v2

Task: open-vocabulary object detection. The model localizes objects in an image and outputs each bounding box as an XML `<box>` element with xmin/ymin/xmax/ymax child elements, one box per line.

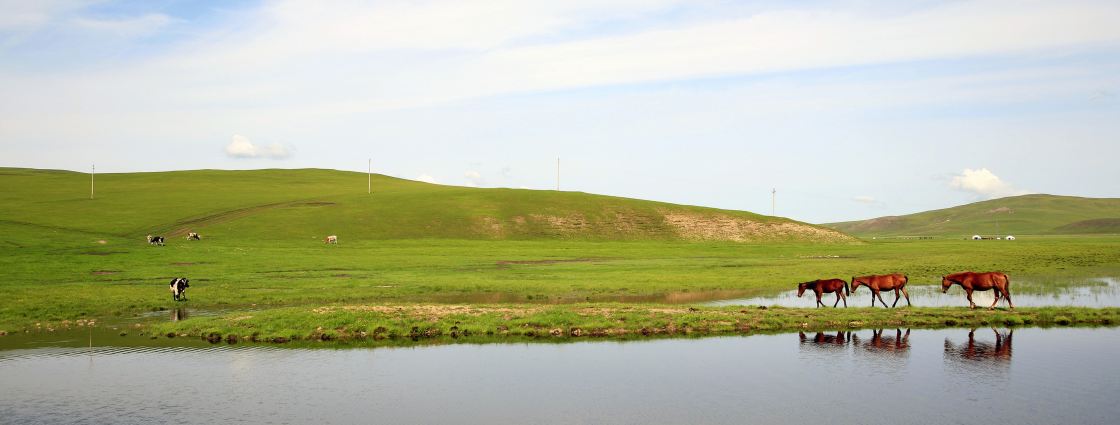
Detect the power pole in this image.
<box><xmin>91</xmin><ymin>165</ymin><xmax>95</xmax><ymax>199</ymax></box>
<box><xmin>772</xmin><ymin>188</ymin><xmax>775</xmax><ymax>216</ymax></box>
<box><xmin>557</xmin><ymin>158</ymin><xmax>560</xmax><ymax>191</ymax></box>
<box><xmin>996</xmin><ymin>220</ymin><xmax>999</xmax><ymax>238</ymax></box>
<box><xmin>367</xmin><ymin>159</ymin><xmax>371</xmax><ymax>194</ymax></box>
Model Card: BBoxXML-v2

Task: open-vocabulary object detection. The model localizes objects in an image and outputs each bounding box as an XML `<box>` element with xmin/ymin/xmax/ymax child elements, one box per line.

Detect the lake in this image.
<box><xmin>2</xmin><ymin>326</ymin><xmax>1118</xmax><ymax>424</ymax></box>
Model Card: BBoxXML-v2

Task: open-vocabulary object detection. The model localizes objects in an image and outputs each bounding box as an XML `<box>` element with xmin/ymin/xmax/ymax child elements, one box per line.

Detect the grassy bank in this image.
<box><xmin>3</xmin><ymin>236</ymin><xmax>1120</xmax><ymax>329</ymax></box>
<box><xmin>53</xmin><ymin>304</ymin><xmax>1119</xmax><ymax>344</ymax></box>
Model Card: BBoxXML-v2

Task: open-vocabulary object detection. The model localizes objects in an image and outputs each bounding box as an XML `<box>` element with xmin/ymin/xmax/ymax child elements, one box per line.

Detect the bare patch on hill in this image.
<box><xmin>661</xmin><ymin>212</ymin><xmax>855</xmax><ymax>243</ymax></box>
<box><xmin>982</xmin><ymin>207</ymin><xmax>1014</xmax><ymax>214</ymax></box>
<box><xmin>837</xmin><ymin>216</ymin><xmax>909</xmax><ymax>233</ymax></box>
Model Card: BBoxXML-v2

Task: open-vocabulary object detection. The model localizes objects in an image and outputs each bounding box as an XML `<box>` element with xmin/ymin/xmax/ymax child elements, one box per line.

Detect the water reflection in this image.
<box><xmin>852</xmin><ymin>329</ymin><xmax>911</xmax><ymax>359</ymax></box>
<box><xmin>944</xmin><ymin>328</ymin><xmax>1013</xmax><ymax>376</ymax></box>
<box><xmin>169</xmin><ymin>308</ymin><xmax>188</xmax><ymax>322</ymax></box>
<box><xmin>3</xmin><ymin>327</ymin><xmax>1119</xmax><ymax>424</ymax></box>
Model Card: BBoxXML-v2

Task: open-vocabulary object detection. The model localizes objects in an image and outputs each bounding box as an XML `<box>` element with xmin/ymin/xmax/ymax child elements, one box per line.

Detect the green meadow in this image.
<box><xmin>2</xmin><ymin>167</ymin><xmax>1119</xmax><ymax>336</ymax></box>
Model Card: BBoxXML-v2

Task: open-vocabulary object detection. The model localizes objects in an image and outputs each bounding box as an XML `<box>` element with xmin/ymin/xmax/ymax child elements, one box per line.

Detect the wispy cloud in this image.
<box><xmin>72</xmin><ymin>14</ymin><xmax>173</xmax><ymax>36</ymax></box>
<box><xmin>1088</xmin><ymin>89</ymin><xmax>1115</xmax><ymax>101</ymax></box>
<box><xmin>222</xmin><ymin>134</ymin><xmax>292</xmax><ymax>159</ymax></box>
<box><xmin>853</xmin><ymin>195</ymin><xmax>877</xmax><ymax>203</ymax></box>
<box><xmin>948</xmin><ymin>168</ymin><xmax>1030</xmax><ymax>199</ymax></box>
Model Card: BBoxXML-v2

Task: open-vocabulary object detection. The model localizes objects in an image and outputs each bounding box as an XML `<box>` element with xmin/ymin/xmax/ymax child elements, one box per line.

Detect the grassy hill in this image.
<box><xmin>0</xmin><ymin>167</ymin><xmax>853</xmax><ymax>244</ymax></box>
<box><xmin>824</xmin><ymin>194</ymin><xmax>1120</xmax><ymax>237</ymax></box>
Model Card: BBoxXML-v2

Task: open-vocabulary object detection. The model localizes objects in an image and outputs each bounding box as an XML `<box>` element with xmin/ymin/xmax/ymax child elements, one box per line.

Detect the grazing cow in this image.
<box><xmin>147</xmin><ymin>234</ymin><xmax>165</xmax><ymax>246</ymax></box>
<box><xmin>942</xmin><ymin>271</ymin><xmax>1013</xmax><ymax>310</ymax></box>
<box><xmin>325</xmin><ymin>235</ymin><xmax>338</xmax><ymax>244</ymax></box>
<box><xmin>851</xmin><ymin>274</ymin><xmax>911</xmax><ymax>308</ymax></box>
<box><xmin>169</xmin><ymin>278</ymin><xmax>190</xmax><ymax>301</ymax></box>
<box><xmin>187</xmin><ymin>232</ymin><xmax>201</xmax><ymax>241</ymax></box>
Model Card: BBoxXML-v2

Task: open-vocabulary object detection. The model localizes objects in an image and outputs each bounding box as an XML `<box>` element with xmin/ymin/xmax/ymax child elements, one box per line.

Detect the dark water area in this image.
<box><xmin>2</xmin><ymin>326</ymin><xmax>1119</xmax><ymax>424</ymax></box>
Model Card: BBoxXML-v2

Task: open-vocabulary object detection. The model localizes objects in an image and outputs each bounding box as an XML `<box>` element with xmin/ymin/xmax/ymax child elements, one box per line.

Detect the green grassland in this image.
<box><xmin>2</xmin><ymin>168</ymin><xmax>1120</xmax><ymax>336</ymax></box>
<box><xmin>824</xmin><ymin>194</ymin><xmax>1120</xmax><ymax>237</ymax></box>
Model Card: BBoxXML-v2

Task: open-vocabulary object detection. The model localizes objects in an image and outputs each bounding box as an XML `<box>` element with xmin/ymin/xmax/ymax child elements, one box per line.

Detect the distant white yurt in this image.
<box><xmin>972</xmin><ymin>235</ymin><xmax>982</xmax><ymax>240</ymax></box>
<box><xmin>1006</xmin><ymin>236</ymin><xmax>1016</xmax><ymax>240</ymax></box>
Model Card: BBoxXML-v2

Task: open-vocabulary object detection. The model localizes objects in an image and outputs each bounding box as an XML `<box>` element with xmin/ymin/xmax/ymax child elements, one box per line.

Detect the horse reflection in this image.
<box><xmin>799</xmin><ymin>331</ymin><xmax>849</xmax><ymax>345</ymax></box>
<box><xmin>170</xmin><ymin>308</ymin><xmax>189</xmax><ymax>322</ymax></box>
<box><xmin>944</xmin><ymin>328</ymin><xmax>1012</xmax><ymax>367</ymax></box>
<box><xmin>852</xmin><ymin>329</ymin><xmax>911</xmax><ymax>361</ymax></box>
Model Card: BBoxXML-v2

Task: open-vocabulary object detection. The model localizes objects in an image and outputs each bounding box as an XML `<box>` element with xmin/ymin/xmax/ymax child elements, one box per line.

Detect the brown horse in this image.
<box><xmin>797</xmin><ymin>279</ymin><xmax>849</xmax><ymax>308</ymax></box>
<box><xmin>941</xmin><ymin>271</ymin><xmax>1013</xmax><ymax>310</ymax></box>
<box><xmin>850</xmin><ymin>274</ymin><xmax>910</xmax><ymax>307</ymax></box>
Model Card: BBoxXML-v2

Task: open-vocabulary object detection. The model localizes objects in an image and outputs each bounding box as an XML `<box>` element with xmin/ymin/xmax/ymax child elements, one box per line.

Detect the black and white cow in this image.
<box><xmin>147</xmin><ymin>234</ymin><xmax>165</xmax><ymax>246</ymax></box>
<box><xmin>170</xmin><ymin>278</ymin><xmax>190</xmax><ymax>301</ymax></box>
<box><xmin>187</xmin><ymin>232</ymin><xmax>201</xmax><ymax>241</ymax></box>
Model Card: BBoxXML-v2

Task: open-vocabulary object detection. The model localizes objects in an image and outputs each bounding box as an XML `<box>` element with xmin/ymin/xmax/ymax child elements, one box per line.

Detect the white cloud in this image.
<box><xmin>853</xmin><ymin>195</ymin><xmax>877</xmax><ymax>203</ymax></box>
<box><xmin>464</xmin><ymin>171</ymin><xmax>484</xmax><ymax>187</ymax></box>
<box><xmin>949</xmin><ymin>168</ymin><xmax>1030</xmax><ymax>199</ymax></box>
<box><xmin>222</xmin><ymin>134</ymin><xmax>292</xmax><ymax>159</ymax></box>
<box><xmin>417</xmin><ymin>174</ymin><xmax>436</xmax><ymax>184</ymax></box>
<box><xmin>1088</xmin><ymin>89</ymin><xmax>1115</xmax><ymax>101</ymax></box>
<box><xmin>519</xmin><ymin>186</ymin><xmax>531</xmax><ymax>189</ymax></box>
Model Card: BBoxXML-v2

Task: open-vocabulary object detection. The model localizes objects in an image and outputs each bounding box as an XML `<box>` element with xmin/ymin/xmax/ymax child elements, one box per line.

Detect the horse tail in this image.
<box><xmin>844</xmin><ymin>280</ymin><xmax>850</xmax><ymax>297</ymax></box>
<box><xmin>903</xmin><ymin>275</ymin><xmax>909</xmax><ymax>288</ymax></box>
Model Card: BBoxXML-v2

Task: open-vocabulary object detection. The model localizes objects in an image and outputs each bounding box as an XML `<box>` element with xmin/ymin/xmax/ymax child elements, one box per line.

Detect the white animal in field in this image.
<box><xmin>187</xmin><ymin>232</ymin><xmax>201</xmax><ymax>241</ymax></box>
<box><xmin>325</xmin><ymin>235</ymin><xmax>338</xmax><ymax>244</ymax></box>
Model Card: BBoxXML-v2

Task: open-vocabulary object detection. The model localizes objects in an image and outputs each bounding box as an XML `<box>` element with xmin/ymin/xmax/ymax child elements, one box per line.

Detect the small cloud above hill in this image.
<box><xmin>464</xmin><ymin>171</ymin><xmax>484</xmax><ymax>187</ymax></box>
<box><xmin>949</xmin><ymin>168</ymin><xmax>1030</xmax><ymax>199</ymax></box>
<box><xmin>223</xmin><ymin>135</ymin><xmax>292</xmax><ymax>159</ymax></box>
<box><xmin>853</xmin><ymin>195</ymin><xmax>877</xmax><ymax>203</ymax></box>
<box><xmin>417</xmin><ymin>174</ymin><xmax>436</xmax><ymax>184</ymax></box>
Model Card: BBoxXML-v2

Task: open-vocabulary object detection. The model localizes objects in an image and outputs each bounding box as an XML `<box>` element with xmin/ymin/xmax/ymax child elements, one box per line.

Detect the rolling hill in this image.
<box><xmin>824</xmin><ymin>194</ymin><xmax>1120</xmax><ymax>237</ymax></box>
<box><xmin>0</xmin><ymin>168</ymin><xmax>854</xmax><ymax>244</ymax></box>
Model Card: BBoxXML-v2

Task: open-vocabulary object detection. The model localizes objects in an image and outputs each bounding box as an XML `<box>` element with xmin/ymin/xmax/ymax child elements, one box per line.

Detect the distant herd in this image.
<box><xmin>797</xmin><ymin>271</ymin><xmax>1014</xmax><ymax>310</ymax></box>
<box><xmin>143</xmin><ymin>232</ymin><xmax>1011</xmax><ymax>310</ymax></box>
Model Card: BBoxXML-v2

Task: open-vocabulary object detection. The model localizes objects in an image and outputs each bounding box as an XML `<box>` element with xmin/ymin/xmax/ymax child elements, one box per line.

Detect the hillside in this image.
<box><xmin>824</xmin><ymin>194</ymin><xmax>1120</xmax><ymax>237</ymax></box>
<box><xmin>0</xmin><ymin>168</ymin><xmax>854</xmax><ymax>244</ymax></box>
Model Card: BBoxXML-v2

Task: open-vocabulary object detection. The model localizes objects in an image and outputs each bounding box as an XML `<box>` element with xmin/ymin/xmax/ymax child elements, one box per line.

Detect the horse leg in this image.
<box><xmin>870</xmin><ymin>290</ymin><xmax>878</xmax><ymax>307</ymax></box>
<box><xmin>966</xmin><ymin>289</ymin><xmax>975</xmax><ymax>309</ymax></box>
<box><xmin>891</xmin><ymin>288</ymin><xmax>900</xmax><ymax>308</ymax></box>
<box><xmin>841</xmin><ymin>290</ymin><xmax>847</xmax><ymax>308</ymax></box>
<box><xmin>876</xmin><ymin>291</ymin><xmax>889</xmax><ymax>308</ymax></box>
<box><xmin>816</xmin><ymin>291</ymin><xmax>824</xmax><ymax>308</ymax></box>
<box><xmin>833</xmin><ymin>292</ymin><xmax>842</xmax><ymax>308</ymax></box>
<box><xmin>901</xmin><ymin>287</ymin><xmax>912</xmax><ymax>307</ymax></box>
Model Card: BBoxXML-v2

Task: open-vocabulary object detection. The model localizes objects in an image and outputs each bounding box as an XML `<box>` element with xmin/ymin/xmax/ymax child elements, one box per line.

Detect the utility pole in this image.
<box><xmin>557</xmin><ymin>158</ymin><xmax>560</xmax><ymax>191</ymax></box>
<box><xmin>996</xmin><ymin>220</ymin><xmax>999</xmax><ymax>238</ymax></box>
<box><xmin>772</xmin><ymin>188</ymin><xmax>775</xmax><ymax>216</ymax></box>
<box><xmin>367</xmin><ymin>159</ymin><xmax>371</xmax><ymax>194</ymax></box>
<box><xmin>91</xmin><ymin>165</ymin><xmax>95</xmax><ymax>200</ymax></box>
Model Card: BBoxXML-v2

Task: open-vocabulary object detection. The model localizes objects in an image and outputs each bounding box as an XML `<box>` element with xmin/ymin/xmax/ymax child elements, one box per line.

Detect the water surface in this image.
<box><xmin>2</xmin><ymin>326</ymin><xmax>1118</xmax><ymax>424</ymax></box>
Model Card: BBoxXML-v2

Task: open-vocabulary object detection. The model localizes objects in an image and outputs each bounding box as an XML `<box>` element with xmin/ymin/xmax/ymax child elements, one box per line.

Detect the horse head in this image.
<box><xmin>850</xmin><ymin>277</ymin><xmax>863</xmax><ymax>293</ymax></box>
<box><xmin>941</xmin><ymin>275</ymin><xmax>955</xmax><ymax>293</ymax></box>
<box><xmin>797</xmin><ymin>282</ymin><xmax>808</xmax><ymax>297</ymax></box>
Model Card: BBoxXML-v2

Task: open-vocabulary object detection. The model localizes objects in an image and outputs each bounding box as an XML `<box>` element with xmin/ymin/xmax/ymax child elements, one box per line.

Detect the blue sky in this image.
<box><xmin>2</xmin><ymin>0</ymin><xmax>1118</xmax><ymax>223</ymax></box>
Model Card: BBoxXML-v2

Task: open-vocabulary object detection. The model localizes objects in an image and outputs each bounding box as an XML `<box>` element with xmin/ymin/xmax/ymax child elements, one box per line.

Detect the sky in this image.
<box><xmin>2</xmin><ymin>0</ymin><xmax>1118</xmax><ymax>224</ymax></box>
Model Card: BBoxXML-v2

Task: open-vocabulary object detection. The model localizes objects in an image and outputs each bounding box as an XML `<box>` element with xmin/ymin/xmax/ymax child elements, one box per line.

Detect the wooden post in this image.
<box><xmin>91</xmin><ymin>165</ymin><xmax>95</xmax><ymax>199</ymax></box>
